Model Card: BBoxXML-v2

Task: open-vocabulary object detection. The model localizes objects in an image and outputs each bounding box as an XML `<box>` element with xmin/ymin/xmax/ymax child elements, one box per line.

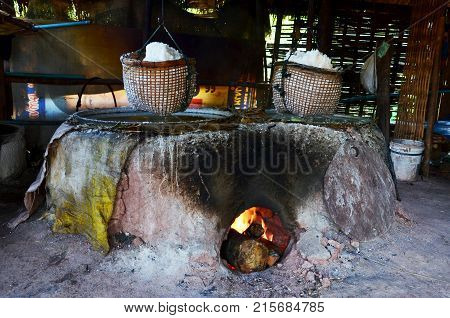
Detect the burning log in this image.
<box><xmin>223</xmin><ymin>229</ymin><xmax>283</xmax><ymax>272</ymax></box>
<box><xmin>267</xmin><ymin>250</ymin><xmax>281</xmax><ymax>267</ymax></box>
<box><xmin>244</xmin><ymin>223</ymin><xmax>265</xmax><ymax>239</ymax></box>
<box><xmin>259</xmin><ymin>237</ymin><xmax>282</xmax><ymax>267</ymax></box>
<box><xmin>223</xmin><ymin>229</ymin><xmax>269</xmax><ymax>273</ymax></box>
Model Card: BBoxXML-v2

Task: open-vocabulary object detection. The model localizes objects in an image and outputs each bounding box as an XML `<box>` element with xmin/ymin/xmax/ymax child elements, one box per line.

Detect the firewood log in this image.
<box><xmin>267</xmin><ymin>250</ymin><xmax>281</xmax><ymax>267</ymax></box>
<box><xmin>223</xmin><ymin>229</ymin><xmax>269</xmax><ymax>273</ymax></box>
<box><xmin>258</xmin><ymin>237</ymin><xmax>281</xmax><ymax>252</ymax></box>
<box><xmin>258</xmin><ymin>237</ymin><xmax>282</xmax><ymax>266</ymax></box>
<box><xmin>244</xmin><ymin>223</ymin><xmax>265</xmax><ymax>239</ymax></box>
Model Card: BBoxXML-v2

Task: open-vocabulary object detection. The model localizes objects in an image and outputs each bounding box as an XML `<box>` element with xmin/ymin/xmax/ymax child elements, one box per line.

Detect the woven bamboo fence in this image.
<box><xmin>393</xmin><ymin>0</ymin><xmax>448</xmax><ymax>140</ymax></box>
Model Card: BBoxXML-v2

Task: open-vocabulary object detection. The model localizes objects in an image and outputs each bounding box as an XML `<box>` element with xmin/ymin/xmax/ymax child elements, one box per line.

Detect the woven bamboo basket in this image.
<box><xmin>121</xmin><ymin>52</ymin><xmax>197</xmax><ymax>115</ymax></box>
<box><xmin>272</xmin><ymin>62</ymin><xmax>342</xmax><ymax>116</ymax></box>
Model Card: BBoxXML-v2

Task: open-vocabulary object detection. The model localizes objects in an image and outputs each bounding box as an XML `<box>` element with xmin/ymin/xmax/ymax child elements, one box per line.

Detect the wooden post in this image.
<box><xmin>292</xmin><ymin>6</ymin><xmax>302</xmax><ymax>48</ymax></box>
<box><xmin>144</xmin><ymin>0</ymin><xmax>153</xmax><ymax>41</ymax></box>
<box><xmin>0</xmin><ymin>34</ymin><xmax>13</xmax><ymax>120</ymax></box>
<box><xmin>0</xmin><ymin>59</ymin><xmax>7</xmax><ymax>120</ymax></box>
<box><xmin>269</xmin><ymin>10</ymin><xmax>283</xmax><ymax>83</ymax></box>
<box><xmin>422</xmin><ymin>16</ymin><xmax>445</xmax><ymax>178</ymax></box>
<box><xmin>254</xmin><ymin>0</ymin><xmax>265</xmax><ymax>83</ymax></box>
<box><xmin>376</xmin><ymin>42</ymin><xmax>393</xmax><ymax>144</ymax></box>
<box><xmin>317</xmin><ymin>0</ymin><xmax>334</xmax><ymax>55</ymax></box>
<box><xmin>306</xmin><ymin>0</ymin><xmax>316</xmax><ymax>51</ymax></box>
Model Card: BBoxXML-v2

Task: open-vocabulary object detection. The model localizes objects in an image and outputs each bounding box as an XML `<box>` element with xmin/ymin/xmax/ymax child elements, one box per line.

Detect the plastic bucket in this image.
<box><xmin>389</xmin><ymin>139</ymin><xmax>424</xmax><ymax>182</ymax></box>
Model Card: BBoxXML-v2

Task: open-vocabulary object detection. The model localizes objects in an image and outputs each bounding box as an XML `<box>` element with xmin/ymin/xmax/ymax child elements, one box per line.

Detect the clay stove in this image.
<box><xmin>25</xmin><ymin>107</ymin><xmax>396</xmax><ymax>287</ymax></box>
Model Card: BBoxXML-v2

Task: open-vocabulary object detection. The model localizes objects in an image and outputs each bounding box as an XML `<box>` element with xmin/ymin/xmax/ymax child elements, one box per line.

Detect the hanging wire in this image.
<box><xmin>139</xmin><ymin>0</ymin><xmax>187</xmax><ymax>57</ymax></box>
<box><xmin>137</xmin><ymin>0</ymin><xmax>194</xmax><ymax>117</ymax></box>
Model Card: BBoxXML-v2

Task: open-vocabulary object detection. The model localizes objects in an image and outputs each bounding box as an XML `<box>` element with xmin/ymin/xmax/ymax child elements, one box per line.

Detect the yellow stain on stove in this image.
<box><xmin>52</xmin><ymin>174</ymin><xmax>116</xmax><ymax>253</ymax></box>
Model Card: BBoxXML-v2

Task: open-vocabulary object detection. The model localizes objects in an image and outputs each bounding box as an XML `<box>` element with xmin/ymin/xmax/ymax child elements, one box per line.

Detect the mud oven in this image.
<box><xmin>26</xmin><ymin>108</ymin><xmax>396</xmax><ymax>284</ymax></box>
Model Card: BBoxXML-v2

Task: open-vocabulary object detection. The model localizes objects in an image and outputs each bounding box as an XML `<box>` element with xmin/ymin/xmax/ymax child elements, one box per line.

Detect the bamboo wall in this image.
<box><xmin>394</xmin><ymin>0</ymin><xmax>448</xmax><ymax>140</ymax></box>
<box><xmin>264</xmin><ymin>1</ymin><xmax>412</xmax><ymax>119</ymax></box>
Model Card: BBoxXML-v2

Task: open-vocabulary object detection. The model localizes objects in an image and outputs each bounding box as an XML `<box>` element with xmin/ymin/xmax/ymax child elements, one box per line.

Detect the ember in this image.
<box><xmin>221</xmin><ymin>207</ymin><xmax>291</xmax><ymax>273</ymax></box>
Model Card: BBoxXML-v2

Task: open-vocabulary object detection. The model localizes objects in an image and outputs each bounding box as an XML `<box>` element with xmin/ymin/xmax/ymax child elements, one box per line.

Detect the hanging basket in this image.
<box><xmin>272</xmin><ymin>62</ymin><xmax>342</xmax><ymax>116</ymax></box>
<box><xmin>121</xmin><ymin>52</ymin><xmax>197</xmax><ymax>115</ymax></box>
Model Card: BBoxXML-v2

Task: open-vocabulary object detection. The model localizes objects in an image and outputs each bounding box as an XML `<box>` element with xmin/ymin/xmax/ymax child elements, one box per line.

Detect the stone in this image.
<box><xmin>305</xmin><ymin>271</ymin><xmax>316</xmax><ymax>282</ymax></box>
<box><xmin>339</xmin><ymin>251</ymin><xmax>356</xmax><ymax>262</ymax></box>
<box><xmin>351</xmin><ymin>240</ymin><xmax>360</xmax><ymax>249</ymax></box>
<box><xmin>323</xmin><ymin>228</ymin><xmax>340</xmax><ymax>241</ymax></box>
<box><xmin>325</xmin><ymin>264</ymin><xmax>356</xmax><ymax>280</ymax></box>
<box><xmin>320</xmin><ymin>237</ymin><xmax>329</xmax><ymax>246</ymax></box>
<box><xmin>132</xmin><ymin>237</ymin><xmax>145</xmax><ymax>247</ymax></box>
<box><xmin>297</xmin><ymin>230</ymin><xmax>331</xmax><ymax>265</ymax></box>
<box><xmin>301</xmin><ymin>261</ymin><xmax>313</xmax><ymax>269</ymax></box>
<box><xmin>324</xmin><ymin>140</ymin><xmax>396</xmax><ymax>241</ymax></box>
<box><xmin>342</xmin><ymin>260</ymin><xmax>354</xmax><ymax>270</ymax></box>
<box><xmin>321</xmin><ymin>277</ymin><xmax>331</xmax><ymax>288</ymax></box>
<box><xmin>395</xmin><ymin>201</ymin><xmax>412</xmax><ymax>222</ymax></box>
<box><xmin>326</xmin><ymin>245</ymin><xmax>341</xmax><ymax>261</ymax></box>
<box><xmin>328</xmin><ymin>239</ymin><xmax>342</xmax><ymax>249</ymax></box>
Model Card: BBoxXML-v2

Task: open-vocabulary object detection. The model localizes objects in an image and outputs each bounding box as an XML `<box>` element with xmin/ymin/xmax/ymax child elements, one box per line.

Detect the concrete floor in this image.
<box><xmin>322</xmin><ymin>177</ymin><xmax>450</xmax><ymax>297</ymax></box>
<box><xmin>0</xmin><ymin>174</ymin><xmax>449</xmax><ymax>297</ymax></box>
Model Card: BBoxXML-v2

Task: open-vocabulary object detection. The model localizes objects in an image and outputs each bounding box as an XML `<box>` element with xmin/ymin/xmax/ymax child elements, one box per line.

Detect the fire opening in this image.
<box><xmin>220</xmin><ymin>207</ymin><xmax>291</xmax><ymax>273</ymax></box>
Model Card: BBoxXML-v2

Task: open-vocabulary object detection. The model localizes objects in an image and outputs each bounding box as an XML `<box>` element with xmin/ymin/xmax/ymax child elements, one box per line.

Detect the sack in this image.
<box><xmin>360</xmin><ymin>53</ymin><xmax>377</xmax><ymax>94</ymax></box>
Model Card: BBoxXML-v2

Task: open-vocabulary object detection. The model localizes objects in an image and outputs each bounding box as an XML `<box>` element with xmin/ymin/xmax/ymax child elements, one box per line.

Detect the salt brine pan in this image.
<box><xmin>285</xmin><ymin>49</ymin><xmax>336</xmax><ymax>71</ymax></box>
<box><xmin>143</xmin><ymin>42</ymin><xmax>183</xmax><ymax>62</ymax></box>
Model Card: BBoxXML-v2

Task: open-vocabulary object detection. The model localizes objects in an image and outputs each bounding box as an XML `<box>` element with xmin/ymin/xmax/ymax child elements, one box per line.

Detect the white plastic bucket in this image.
<box><xmin>389</xmin><ymin>139</ymin><xmax>424</xmax><ymax>182</ymax></box>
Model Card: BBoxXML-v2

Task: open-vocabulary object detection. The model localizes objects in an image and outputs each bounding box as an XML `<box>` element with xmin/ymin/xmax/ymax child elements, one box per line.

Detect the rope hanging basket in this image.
<box><xmin>121</xmin><ymin>52</ymin><xmax>197</xmax><ymax>115</ymax></box>
<box><xmin>272</xmin><ymin>62</ymin><xmax>342</xmax><ymax>116</ymax></box>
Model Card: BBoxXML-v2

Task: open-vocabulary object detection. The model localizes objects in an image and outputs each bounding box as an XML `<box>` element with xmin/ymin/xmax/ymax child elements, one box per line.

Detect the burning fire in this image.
<box><xmin>230</xmin><ymin>207</ymin><xmax>274</xmax><ymax>241</ymax></box>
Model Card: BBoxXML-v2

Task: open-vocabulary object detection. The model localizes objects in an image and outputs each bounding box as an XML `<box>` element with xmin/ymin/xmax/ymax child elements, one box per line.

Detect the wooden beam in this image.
<box><xmin>306</xmin><ymin>0</ymin><xmax>316</xmax><ymax>51</ymax></box>
<box><xmin>376</xmin><ymin>41</ymin><xmax>393</xmax><ymax>143</ymax></box>
<box><xmin>270</xmin><ymin>9</ymin><xmax>283</xmax><ymax>83</ymax></box>
<box><xmin>0</xmin><ymin>60</ymin><xmax>7</xmax><ymax>120</ymax></box>
<box><xmin>422</xmin><ymin>15</ymin><xmax>445</xmax><ymax>177</ymax></box>
<box><xmin>144</xmin><ymin>0</ymin><xmax>153</xmax><ymax>41</ymax></box>
<box><xmin>291</xmin><ymin>6</ymin><xmax>302</xmax><ymax>48</ymax></box>
<box><xmin>318</xmin><ymin>0</ymin><xmax>334</xmax><ymax>55</ymax></box>
<box><xmin>358</xmin><ymin>0</ymin><xmax>412</xmax><ymax>5</ymax></box>
<box><xmin>254</xmin><ymin>0</ymin><xmax>266</xmax><ymax>83</ymax></box>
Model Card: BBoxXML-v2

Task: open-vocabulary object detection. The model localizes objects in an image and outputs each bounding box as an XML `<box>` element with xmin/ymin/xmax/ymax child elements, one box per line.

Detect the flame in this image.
<box><xmin>230</xmin><ymin>207</ymin><xmax>274</xmax><ymax>241</ymax></box>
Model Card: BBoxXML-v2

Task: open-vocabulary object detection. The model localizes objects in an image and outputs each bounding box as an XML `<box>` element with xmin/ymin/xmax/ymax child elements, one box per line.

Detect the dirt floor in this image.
<box><xmin>0</xmin><ymin>172</ymin><xmax>449</xmax><ymax>297</ymax></box>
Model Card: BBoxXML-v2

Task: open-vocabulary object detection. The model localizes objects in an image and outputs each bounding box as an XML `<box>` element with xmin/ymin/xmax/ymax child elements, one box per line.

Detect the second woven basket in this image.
<box><xmin>272</xmin><ymin>62</ymin><xmax>342</xmax><ymax>116</ymax></box>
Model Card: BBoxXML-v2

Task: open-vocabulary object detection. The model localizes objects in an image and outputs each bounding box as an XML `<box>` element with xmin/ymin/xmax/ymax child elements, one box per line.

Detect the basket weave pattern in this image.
<box><xmin>121</xmin><ymin>52</ymin><xmax>197</xmax><ymax>115</ymax></box>
<box><xmin>272</xmin><ymin>62</ymin><xmax>342</xmax><ymax>116</ymax></box>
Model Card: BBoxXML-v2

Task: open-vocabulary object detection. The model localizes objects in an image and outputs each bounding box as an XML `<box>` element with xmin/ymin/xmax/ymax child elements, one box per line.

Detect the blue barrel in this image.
<box><xmin>433</xmin><ymin>120</ymin><xmax>450</xmax><ymax>140</ymax></box>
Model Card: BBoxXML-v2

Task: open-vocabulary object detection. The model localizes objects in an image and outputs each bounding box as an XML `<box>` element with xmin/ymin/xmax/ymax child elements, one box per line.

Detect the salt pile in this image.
<box><xmin>143</xmin><ymin>42</ymin><xmax>182</xmax><ymax>62</ymax></box>
<box><xmin>286</xmin><ymin>49</ymin><xmax>335</xmax><ymax>70</ymax></box>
